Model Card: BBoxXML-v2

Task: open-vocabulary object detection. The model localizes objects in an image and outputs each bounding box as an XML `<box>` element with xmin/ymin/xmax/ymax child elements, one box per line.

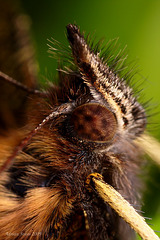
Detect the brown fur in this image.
<box><xmin>0</xmin><ymin>92</ymin><xmax>142</xmax><ymax>239</ymax></box>
<box><xmin>0</xmin><ymin>20</ymin><xmax>146</xmax><ymax>240</ymax></box>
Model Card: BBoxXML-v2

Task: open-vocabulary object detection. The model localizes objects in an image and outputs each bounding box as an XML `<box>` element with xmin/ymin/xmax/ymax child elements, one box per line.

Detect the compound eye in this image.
<box><xmin>70</xmin><ymin>103</ymin><xmax>117</xmax><ymax>142</ymax></box>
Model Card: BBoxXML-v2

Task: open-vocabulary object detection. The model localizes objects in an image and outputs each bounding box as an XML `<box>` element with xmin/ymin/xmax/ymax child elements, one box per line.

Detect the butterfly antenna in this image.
<box><xmin>0</xmin><ymin>71</ymin><xmax>44</xmax><ymax>96</ymax></box>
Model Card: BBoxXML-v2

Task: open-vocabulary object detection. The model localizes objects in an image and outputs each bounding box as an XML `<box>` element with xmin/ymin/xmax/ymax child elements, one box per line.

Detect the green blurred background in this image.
<box><xmin>20</xmin><ymin>0</ymin><xmax>160</xmax><ymax>238</ymax></box>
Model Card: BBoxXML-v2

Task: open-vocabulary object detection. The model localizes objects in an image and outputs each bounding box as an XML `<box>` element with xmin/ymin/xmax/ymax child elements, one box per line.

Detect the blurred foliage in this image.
<box><xmin>21</xmin><ymin>0</ymin><xmax>160</xmax><ymax>237</ymax></box>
